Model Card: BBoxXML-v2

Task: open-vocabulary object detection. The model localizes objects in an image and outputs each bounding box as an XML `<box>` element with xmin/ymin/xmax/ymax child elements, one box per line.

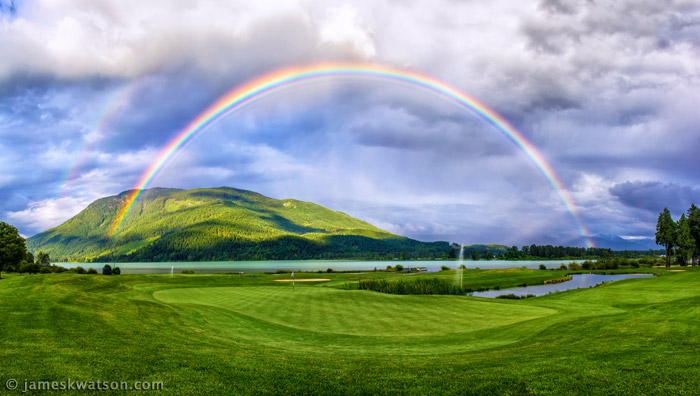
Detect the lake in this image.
<box><xmin>55</xmin><ymin>259</ymin><xmax>588</xmax><ymax>274</ymax></box>
<box><xmin>469</xmin><ymin>273</ymin><xmax>654</xmax><ymax>298</ymax></box>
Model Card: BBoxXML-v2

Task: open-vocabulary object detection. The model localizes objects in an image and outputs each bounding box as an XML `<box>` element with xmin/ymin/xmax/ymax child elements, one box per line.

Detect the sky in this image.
<box><xmin>1</xmin><ymin>0</ymin><xmax>699</xmax><ymax>247</ymax></box>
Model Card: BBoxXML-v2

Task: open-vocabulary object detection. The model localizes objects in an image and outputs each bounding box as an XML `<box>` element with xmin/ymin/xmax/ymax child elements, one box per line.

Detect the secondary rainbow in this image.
<box><xmin>110</xmin><ymin>62</ymin><xmax>593</xmax><ymax>247</ymax></box>
<box><xmin>57</xmin><ymin>82</ymin><xmax>141</xmax><ymax>198</ymax></box>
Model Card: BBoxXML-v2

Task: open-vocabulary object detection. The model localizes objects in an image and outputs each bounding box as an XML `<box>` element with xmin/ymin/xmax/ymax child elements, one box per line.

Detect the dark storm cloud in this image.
<box><xmin>525</xmin><ymin>0</ymin><xmax>699</xmax><ymax>55</ymax></box>
<box><xmin>0</xmin><ymin>74</ymin><xmax>63</xmax><ymax>124</ymax></box>
<box><xmin>350</xmin><ymin>115</ymin><xmax>512</xmax><ymax>156</ymax></box>
<box><xmin>610</xmin><ymin>181</ymin><xmax>700</xmax><ymax>216</ymax></box>
<box><xmin>538</xmin><ymin>0</ymin><xmax>578</xmax><ymax>15</ymax></box>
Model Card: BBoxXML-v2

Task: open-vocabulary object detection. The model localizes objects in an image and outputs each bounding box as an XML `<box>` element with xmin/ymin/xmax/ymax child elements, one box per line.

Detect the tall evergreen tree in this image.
<box><xmin>676</xmin><ymin>214</ymin><xmax>694</xmax><ymax>266</ymax></box>
<box><xmin>687</xmin><ymin>204</ymin><xmax>700</xmax><ymax>265</ymax></box>
<box><xmin>655</xmin><ymin>208</ymin><xmax>676</xmax><ymax>268</ymax></box>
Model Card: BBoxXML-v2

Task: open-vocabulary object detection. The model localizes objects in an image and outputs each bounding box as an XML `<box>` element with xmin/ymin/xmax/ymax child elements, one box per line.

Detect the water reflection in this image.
<box><xmin>469</xmin><ymin>273</ymin><xmax>654</xmax><ymax>298</ymax></box>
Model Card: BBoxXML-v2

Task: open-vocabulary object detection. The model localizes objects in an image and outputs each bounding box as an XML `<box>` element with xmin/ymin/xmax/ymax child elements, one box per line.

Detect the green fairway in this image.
<box><xmin>1</xmin><ymin>267</ymin><xmax>699</xmax><ymax>395</ymax></box>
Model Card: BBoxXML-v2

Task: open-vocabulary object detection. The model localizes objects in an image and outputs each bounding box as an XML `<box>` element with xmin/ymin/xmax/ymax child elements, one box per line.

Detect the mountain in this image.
<box><xmin>27</xmin><ymin>187</ymin><xmax>450</xmax><ymax>262</ymax></box>
<box><xmin>590</xmin><ymin>234</ymin><xmax>658</xmax><ymax>251</ymax></box>
<box><xmin>565</xmin><ymin>234</ymin><xmax>658</xmax><ymax>251</ymax></box>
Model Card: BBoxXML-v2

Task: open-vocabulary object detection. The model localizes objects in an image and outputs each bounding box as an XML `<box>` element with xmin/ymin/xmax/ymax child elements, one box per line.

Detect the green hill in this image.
<box><xmin>27</xmin><ymin>187</ymin><xmax>450</xmax><ymax>262</ymax></box>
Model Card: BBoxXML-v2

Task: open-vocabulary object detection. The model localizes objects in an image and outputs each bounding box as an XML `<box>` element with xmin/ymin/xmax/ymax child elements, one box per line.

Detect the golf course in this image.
<box><xmin>1</xmin><ymin>267</ymin><xmax>699</xmax><ymax>395</ymax></box>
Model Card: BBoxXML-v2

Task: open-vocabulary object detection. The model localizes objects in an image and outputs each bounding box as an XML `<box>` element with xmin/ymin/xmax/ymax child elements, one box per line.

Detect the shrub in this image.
<box><xmin>181</xmin><ymin>270</ymin><xmax>195</xmax><ymax>274</ymax></box>
<box><xmin>21</xmin><ymin>262</ymin><xmax>40</xmax><ymax>274</ymax></box>
<box><xmin>112</xmin><ymin>267</ymin><xmax>121</xmax><ymax>275</ymax></box>
<box><xmin>558</xmin><ymin>264</ymin><xmax>568</xmax><ymax>270</ymax></box>
<box><xmin>440</xmin><ymin>265</ymin><xmax>450</xmax><ymax>271</ymax></box>
<box><xmin>544</xmin><ymin>276</ymin><xmax>572</xmax><ymax>284</ymax></box>
<box><xmin>39</xmin><ymin>267</ymin><xmax>51</xmax><ymax>274</ymax></box>
<box><xmin>394</xmin><ymin>264</ymin><xmax>404</xmax><ymax>272</ymax></box>
<box><xmin>638</xmin><ymin>256</ymin><xmax>657</xmax><ymax>266</ymax></box>
<box><xmin>568</xmin><ymin>262</ymin><xmax>581</xmax><ymax>271</ymax></box>
<box><xmin>87</xmin><ymin>268</ymin><xmax>98</xmax><ymax>274</ymax></box>
<box><xmin>539</xmin><ymin>264</ymin><xmax>547</xmax><ymax>270</ymax></box>
<box><xmin>102</xmin><ymin>264</ymin><xmax>113</xmax><ymax>275</ymax></box>
<box><xmin>17</xmin><ymin>260</ymin><xmax>27</xmax><ymax>274</ymax></box>
<box><xmin>52</xmin><ymin>266</ymin><xmax>68</xmax><ymax>273</ymax></box>
<box><xmin>74</xmin><ymin>266</ymin><xmax>86</xmax><ymax>274</ymax></box>
<box><xmin>496</xmin><ymin>293</ymin><xmax>535</xmax><ymax>299</ymax></box>
<box><xmin>359</xmin><ymin>278</ymin><xmax>473</xmax><ymax>296</ymax></box>
<box><xmin>326</xmin><ymin>268</ymin><xmax>334</xmax><ymax>273</ymax></box>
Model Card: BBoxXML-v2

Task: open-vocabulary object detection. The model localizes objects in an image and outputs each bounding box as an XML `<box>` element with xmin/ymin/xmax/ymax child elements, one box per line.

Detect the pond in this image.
<box><xmin>469</xmin><ymin>273</ymin><xmax>654</xmax><ymax>298</ymax></box>
<box><xmin>54</xmin><ymin>259</ymin><xmax>590</xmax><ymax>274</ymax></box>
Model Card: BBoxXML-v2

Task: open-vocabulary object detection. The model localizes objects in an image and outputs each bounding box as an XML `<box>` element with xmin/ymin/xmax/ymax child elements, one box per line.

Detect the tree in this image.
<box><xmin>676</xmin><ymin>214</ymin><xmax>694</xmax><ymax>266</ymax></box>
<box><xmin>26</xmin><ymin>252</ymin><xmax>34</xmax><ymax>264</ymax></box>
<box><xmin>102</xmin><ymin>264</ymin><xmax>112</xmax><ymax>275</ymax></box>
<box><xmin>36</xmin><ymin>252</ymin><xmax>51</xmax><ymax>267</ymax></box>
<box><xmin>688</xmin><ymin>204</ymin><xmax>700</xmax><ymax>265</ymax></box>
<box><xmin>655</xmin><ymin>208</ymin><xmax>676</xmax><ymax>268</ymax></box>
<box><xmin>0</xmin><ymin>222</ymin><xmax>27</xmax><ymax>279</ymax></box>
<box><xmin>113</xmin><ymin>267</ymin><xmax>121</xmax><ymax>275</ymax></box>
<box><xmin>447</xmin><ymin>248</ymin><xmax>457</xmax><ymax>259</ymax></box>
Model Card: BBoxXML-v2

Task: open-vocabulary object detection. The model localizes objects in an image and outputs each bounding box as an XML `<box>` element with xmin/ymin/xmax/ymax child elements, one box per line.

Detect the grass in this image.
<box><xmin>0</xmin><ymin>267</ymin><xmax>699</xmax><ymax>394</ymax></box>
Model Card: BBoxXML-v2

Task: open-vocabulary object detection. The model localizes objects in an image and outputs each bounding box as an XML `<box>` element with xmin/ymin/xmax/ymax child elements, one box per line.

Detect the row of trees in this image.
<box><xmin>0</xmin><ymin>221</ymin><xmax>51</xmax><ymax>277</ymax></box>
<box><xmin>461</xmin><ymin>244</ymin><xmax>659</xmax><ymax>261</ymax></box>
<box><xmin>655</xmin><ymin>204</ymin><xmax>700</xmax><ymax>267</ymax></box>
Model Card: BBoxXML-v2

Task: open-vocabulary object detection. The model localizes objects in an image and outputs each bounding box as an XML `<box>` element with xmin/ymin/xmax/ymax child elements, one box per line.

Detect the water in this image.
<box><xmin>54</xmin><ymin>259</ymin><xmax>591</xmax><ymax>274</ymax></box>
<box><xmin>469</xmin><ymin>273</ymin><xmax>654</xmax><ymax>298</ymax></box>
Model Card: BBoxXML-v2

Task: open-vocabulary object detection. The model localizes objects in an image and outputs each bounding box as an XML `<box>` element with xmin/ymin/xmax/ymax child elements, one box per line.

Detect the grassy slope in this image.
<box><xmin>27</xmin><ymin>187</ymin><xmax>443</xmax><ymax>261</ymax></box>
<box><xmin>1</xmin><ymin>267</ymin><xmax>699</xmax><ymax>394</ymax></box>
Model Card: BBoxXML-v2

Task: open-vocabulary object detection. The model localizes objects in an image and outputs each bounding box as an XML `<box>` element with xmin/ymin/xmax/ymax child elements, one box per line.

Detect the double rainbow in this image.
<box><xmin>109</xmin><ymin>62</ymin><xmax>593</xmax><ymax>247</ymax></box>
<box><xmin>58</xmin><ymin>82</ymin><xmax>142</xmax><ymax>198</ymax></box>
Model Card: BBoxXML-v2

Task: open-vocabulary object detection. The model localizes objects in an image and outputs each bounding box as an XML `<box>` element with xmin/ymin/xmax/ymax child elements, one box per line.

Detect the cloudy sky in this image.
<box><xmin>1</xmin><ymin>0</ymin><xmax>698</xmax><ymax>247</ymax></box>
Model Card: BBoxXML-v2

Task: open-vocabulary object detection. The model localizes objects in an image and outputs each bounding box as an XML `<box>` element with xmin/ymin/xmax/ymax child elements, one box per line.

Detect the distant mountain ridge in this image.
<box><xmin>565</xmin><ymin>234</ymin><xmax>658</xmax><ymax>251</ymax></box>
<box><xmin>27</xmin><ymin>187</ymin><xmax>450</xmax><ymax>262</ymax></box>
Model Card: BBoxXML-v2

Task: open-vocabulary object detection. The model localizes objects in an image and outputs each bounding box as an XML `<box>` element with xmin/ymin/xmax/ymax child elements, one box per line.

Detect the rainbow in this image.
<box><xmin>110</xmin><ymin>62</ymin><xmax>593</xmax><ymax>247</ymax></box>
<box><xmin>57</xmin><ymin>80</ymin><xmax>145</xmax><ymax>198</ymax></box>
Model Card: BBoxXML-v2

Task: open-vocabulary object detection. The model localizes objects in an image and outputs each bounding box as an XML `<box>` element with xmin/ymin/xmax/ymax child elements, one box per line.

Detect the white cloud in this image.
<box><xmin>318</xmin><ymin>4</ymin><xmax>376</xmax><ymax>58</ymax></box>
<box><xmin>5</xmin><ymin>196</ymin><xmax>91</xmax><ymax>231</ymax></box>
